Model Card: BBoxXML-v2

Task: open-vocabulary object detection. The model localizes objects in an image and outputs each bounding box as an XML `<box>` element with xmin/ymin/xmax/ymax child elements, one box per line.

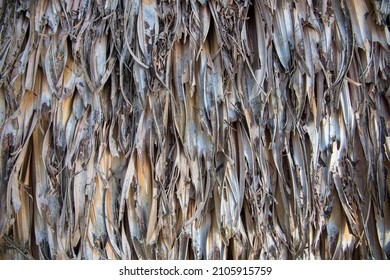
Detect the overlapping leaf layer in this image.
<box><xmin>0</xmin><ymin>0</ymin><xmax>389</xmax><ymax>259</ymax></box>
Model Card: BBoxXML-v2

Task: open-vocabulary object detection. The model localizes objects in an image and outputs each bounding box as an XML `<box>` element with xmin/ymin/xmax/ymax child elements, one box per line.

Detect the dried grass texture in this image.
<box><xmin>0</xmin><ymin>0</ymin><xmax>389</xmax><ymax>259</ymax></box>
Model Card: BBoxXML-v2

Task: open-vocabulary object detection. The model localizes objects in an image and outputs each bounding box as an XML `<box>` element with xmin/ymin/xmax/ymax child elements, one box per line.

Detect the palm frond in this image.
<box><xmin>0</xmin><ymin>0</ymin><xmax>389</xmax><ymax>260</ymax></box>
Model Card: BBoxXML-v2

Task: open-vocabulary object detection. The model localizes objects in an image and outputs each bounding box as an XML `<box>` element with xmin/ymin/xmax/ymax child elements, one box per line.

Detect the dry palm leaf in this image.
<box><xmin>0</xmin><ymin>0</ymin><xmax>389</xmax><ymax>260</ymax></box>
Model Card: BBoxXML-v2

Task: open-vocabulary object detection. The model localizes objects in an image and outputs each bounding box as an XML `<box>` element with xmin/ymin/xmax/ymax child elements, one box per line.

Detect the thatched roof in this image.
<box><xmin>0</xmin><ymin>0</ymin><xmax>389</xmax><ymax>259</ymax></box>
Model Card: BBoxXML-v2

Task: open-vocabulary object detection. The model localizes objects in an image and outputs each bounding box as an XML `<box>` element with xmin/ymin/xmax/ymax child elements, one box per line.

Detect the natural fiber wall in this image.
<box><xmin>0</xmin><ymin>0</ymin><xmax>389</xmax><ymax>259</ymax></box>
